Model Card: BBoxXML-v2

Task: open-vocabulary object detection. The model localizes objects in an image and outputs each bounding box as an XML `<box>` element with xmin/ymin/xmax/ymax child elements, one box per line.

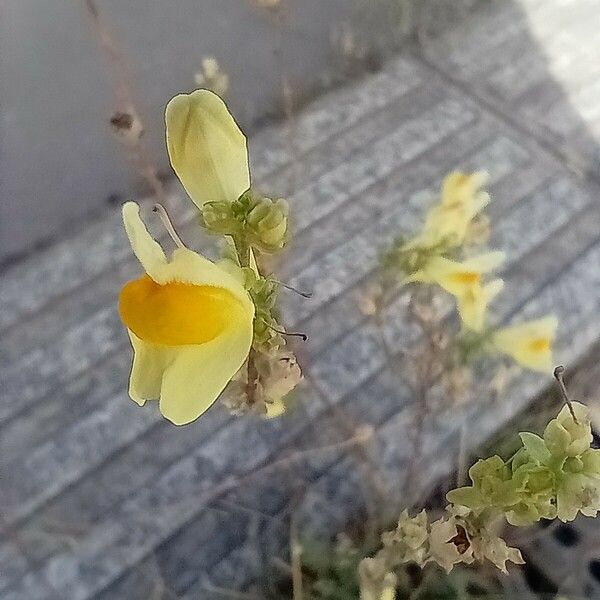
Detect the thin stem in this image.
<box><xmin>270</xmin><ymin>278</ymin><xmax>312</xmax><ymax>298</ymax></box>
<box><xmin>245</xmin><ymin>347</ymin><xmax>259</xmax><ymax>407</ymax></box>
<box><xmin>457</xmin><ymin>422</ymin><xmax>468</xmax><ymax>487</ymax></box>
<box><xmin>152</xmin><ymin>204</ymin><xmax>185</xmax><ymax>249</ymax></box>
<box><xmin>553</xmin><ymin>365</ymin><xmax>579</xmax><ymax>423</ymax></box>
<box><xmin>231</xmin><ymin>238</ymin><xmax>260</xmax><ymax>406</ymax></box>
<box><xmin>261</xmin><ymin>320</ymin><xmax>307</xmax><ymax>341</ymax></box>
<box><xmin>232</xmin><ymin>237</ymin><xmax>251</xmax><ymax>269</ymax></box>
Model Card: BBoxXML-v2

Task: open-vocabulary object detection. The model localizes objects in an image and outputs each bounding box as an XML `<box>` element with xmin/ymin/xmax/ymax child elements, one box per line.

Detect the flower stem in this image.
<box><xmin>553</xmin><ymin>365</ymin><xmax>579</xmax><ymax>424</ymax></box>
<box><xmin>231</xmin><ymin>235</ymin><xmax>260</xmax><ymax>407</ymax></box>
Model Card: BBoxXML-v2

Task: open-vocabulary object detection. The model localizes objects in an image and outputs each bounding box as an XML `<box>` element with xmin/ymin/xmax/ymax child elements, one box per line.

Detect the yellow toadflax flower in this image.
<box><xmin>166</xmin><ymin>89</ymin><xmax>250</xmax><ymax>208</ymax></box>
<box><xmin>406</xmin><ymin>252</ymin><xmax>505</xmax><ymax>332</ymax></box>
<box><xmin>407</xmin><ymin>171</ymin><xmax>490</xmax><ymax>249</ymax></box>
<box><xmin>118</xmin><ymin>202</ymin><xmax>255</xmax><ymax>425</ymax></box>
<box><xmin>491</xmin><ymin>316</ymin><xmax>558</xmax><ymax>373</ymax></box>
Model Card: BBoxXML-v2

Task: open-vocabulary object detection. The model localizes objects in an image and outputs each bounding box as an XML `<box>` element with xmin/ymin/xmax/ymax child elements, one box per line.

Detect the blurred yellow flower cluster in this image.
<box><xmin>383</xmin><ymin>170</ymin><xmax>558</xmax><ymax>374</ymax></box>
<box><xmin>401</xmin><ymin>171</ymin><xmax>504</xmax><ymax>333</ymax></box>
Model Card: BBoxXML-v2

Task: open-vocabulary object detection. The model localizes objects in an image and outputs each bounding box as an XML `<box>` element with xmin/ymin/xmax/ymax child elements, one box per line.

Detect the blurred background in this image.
<box><xmin>2</xmin><ymin>0</ymin><xmax>600</xmax><ymax>598</ymax></box>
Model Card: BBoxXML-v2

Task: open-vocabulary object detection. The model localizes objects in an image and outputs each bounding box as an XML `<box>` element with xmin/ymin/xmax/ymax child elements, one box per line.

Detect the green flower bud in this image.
<box><xmin>246</xmin><ymin>196</ymin><xmax>289</xmax><ymax>252</ymax></box>
<box><xmin>557</xmin><ymin>472</ymin><xmax>600</xmax><ymax>521</ymax></box>
<box><xmin>564</xmin><ymin>456</ymin><xmax>584</xmax><ymax>473</ymax></box>
<box><xmin>505</xmin><ymin>498</ymin><xmax>556</xmax><ymax>526</ymax></box>
<box><xmin>543</xmin><ymin>402</ymin><xmax>592</xmax><ymax>458</ymax></box>
<box><xmin>203</xmin><ymin>190</ymin><xmax>289</xmax><ymax>253</ymax></box>
<box><xmin>581</xmin><ymin>448</ymin><xmax>600</xmax><ymax>477</ymax></box>
<box><xmin>447</xmin><ymin>456</ymin><xmax>519</xmax><ymax>510</ymax></box>
<box><xmin>513</xmin><ymin>464</ymin><xmax>555</xmax><ymax>497</ymax></box>
<box><xmin>201</xmin><ymin>200</ymin><xmax>243</xmax><ymax>236</ymax></box>
<box><xmin>395</xmin><ymin>510</ymin><xmax>429</xmax><ymax>551</ymax></box>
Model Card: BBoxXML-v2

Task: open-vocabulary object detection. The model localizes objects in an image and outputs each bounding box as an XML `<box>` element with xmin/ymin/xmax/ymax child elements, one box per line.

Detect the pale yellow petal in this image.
<box><xmin>159</xmin><ymin>318</ymin><xmax>253</xmax><ymax>425</ymax></box>
<box><xmin>409</xmin><ymin>256</ymin><xmax>455</xmax><ymax>284</ymax></box>
<box><xmin>441</xmin><ymin>170</ymin><xmax>488</xmax><ymax>206</ymax></box>
<box><xmin>492</xmin><ymin>316</ymin><xmax>558</xmax><ymax>372</ymax></box>
<box><xmin>457</xmin><ymin>278</ymin><xmax>503</xmax><ymax>332</ymax></box>
<box><xmin>166</xmin><ymin>89</ymin><xmax>250</xmax><ymax>207</ymax></box>
<box><xmin>483</xmin><ymin>278</ymin><xmax>504</xmax><ymax>302</ymax></box>
<box><xmin>471</xmin><ymin>190</ymin><xmax>491</xmax><ymax>215</ymax></box>
<box><xmin>127</xmin><ymin>331</ymin><xmax>175</xmax><ymax>405</ymax></box>
<box><xmin>122</xmin><ymin>202</ymin><xmax>168</xmax><ymax>280</ymax></box>
<box><xmin>462</xmin><ymin>251</ymin><xmax>506</xmax><ymax>273</ymax></box>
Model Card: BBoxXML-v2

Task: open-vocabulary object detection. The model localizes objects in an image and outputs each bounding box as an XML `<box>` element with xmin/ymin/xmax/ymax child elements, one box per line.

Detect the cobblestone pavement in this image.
<box><xmin>1</xmin><ymin>0</ymin><xmax>600</xmax><ymax>598</ymax></box>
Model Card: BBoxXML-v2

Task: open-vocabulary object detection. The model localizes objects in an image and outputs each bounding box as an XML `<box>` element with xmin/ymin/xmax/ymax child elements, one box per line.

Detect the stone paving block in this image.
<box><xmin>0</xmin><ymin>412</ymin><xmax>234</xmax><ymax>592</ymax></box>
<box><xmin>249</xmin><ymin>56</ymin><xmax>425</xmax><ymax>181</ymax></box>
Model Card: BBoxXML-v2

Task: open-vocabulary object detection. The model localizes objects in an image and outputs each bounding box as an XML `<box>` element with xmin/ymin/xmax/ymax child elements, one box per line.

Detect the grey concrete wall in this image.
<box><xmin>1</xmin><ymin>0</ymin><xmax>397</xmax><ymax>263</ymax></box>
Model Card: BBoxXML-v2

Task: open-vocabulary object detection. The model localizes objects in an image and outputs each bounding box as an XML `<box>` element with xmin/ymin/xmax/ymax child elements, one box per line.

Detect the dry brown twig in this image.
<box><xmin>82</xmin><ymin>0</ymin><xmax>168</xmax><ymax>206</ymax></box>
<box><xmin>390</xmin><ymin>288</ymin><xmax>447</xmax><ymax>507</ymax></box>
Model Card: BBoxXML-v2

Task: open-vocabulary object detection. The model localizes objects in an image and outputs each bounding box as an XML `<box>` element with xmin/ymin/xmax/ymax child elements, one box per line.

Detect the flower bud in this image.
<box><xmin>246</xmin><ymin>196</ymin><xmax>289</xmax><ymax>252</ymax></box>
<box><xmin>201</xmin><ymin>200</ymin><xmax>242</xmax><ymax>236</ymax></box>
<box><xmin>543</xmin><ymin>402</ymin><xmax>592</xmax><ymax>457</ymax></box>
<box><xmin>166</xmin><ymin>89</ymin><xmax>250</xmax><ymax>207</ymax></box>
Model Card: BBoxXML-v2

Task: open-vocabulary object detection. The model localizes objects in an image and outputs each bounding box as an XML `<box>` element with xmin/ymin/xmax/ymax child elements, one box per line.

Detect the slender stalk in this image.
<box><xmin>231</xmin><ymin>236</ymin><xmax>261</xmax><ymax>406</ymax></box>
<box><xmin>554</xmin><ymin>365</ymin><xmax>579</xmax><ymax>423</ymax></box>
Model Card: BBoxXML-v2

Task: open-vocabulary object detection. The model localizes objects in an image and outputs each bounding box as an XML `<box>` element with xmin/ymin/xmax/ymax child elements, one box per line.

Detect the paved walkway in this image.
<box><xmin>1</xmin><ymin>0</ymin><xmax>600</xmax><ymax>598</ymax></box>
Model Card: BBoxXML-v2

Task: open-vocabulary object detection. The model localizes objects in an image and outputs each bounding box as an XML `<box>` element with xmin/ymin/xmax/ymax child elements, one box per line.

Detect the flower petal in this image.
<box><xmin>127</xmin><ymin>332</ymin><xmax>175</xmax><ymax>405</ymax></box>
<box><xmin>166</xmin><ymin>89</ymin><xmax>250</xmax><ymax>207</ymax></box>
<box><xmin>462</xmin><ymin>251</ymin><xmax>506</xmax><ymax>273</ymax></box>
<box><xmin>159</xmin><ymin>317</ymin><xmax>253</xmax><ymax>425</ymax></box>
<box><xmin>492</xmin><ymin>316</ymin><xmax>558</xmax><ymax>372</ymax></box>
<box><xmin>122</xmin><ymin>202</ymin><xmax>168</xmax><ymax>280</ymax></box>
<box><xmin>457</xmin><ymin>278</ymin><xmax>503</xmax><ymax>332</ymax></box>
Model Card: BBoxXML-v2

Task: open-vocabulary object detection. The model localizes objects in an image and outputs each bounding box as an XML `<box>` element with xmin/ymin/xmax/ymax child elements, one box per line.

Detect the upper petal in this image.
<box><xmin>461</xmin><ymin>251</ymin><xmax>506</xmax><ymax>273</ymax></box>
<box><xmin>122</xmin><ymin>202</ymin><xmax>168</xmax><ymax>280</ymax></box>
<box><xmin>166</xmin><ymin>89</ymin><xmax>250</xmax><ymax>207</ymax></box>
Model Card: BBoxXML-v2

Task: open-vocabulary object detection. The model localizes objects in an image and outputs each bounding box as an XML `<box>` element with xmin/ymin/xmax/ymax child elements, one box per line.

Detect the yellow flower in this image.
<box><xmin>118</xmin><ymin>202</ymin><xmax>255</xmax><ymax>425</ymax></box>
<box><xmin>407</xmin><ymin>171</ymin><xmax>490</xmax><ymax>249</ymax></box>
<box><xmin>491</xmin><ymin>316</ymin><xmax>558</xmax><ymax>373</ymax></box>
<box><xmin>165</xmin><ymin>89</ymin><xmax>250</xmax><ymax>208</ymax></box>
<box><xmin>406</xmin><ymin>252</ymin><xmax>505</xmax><ymax>331</ymax></box>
